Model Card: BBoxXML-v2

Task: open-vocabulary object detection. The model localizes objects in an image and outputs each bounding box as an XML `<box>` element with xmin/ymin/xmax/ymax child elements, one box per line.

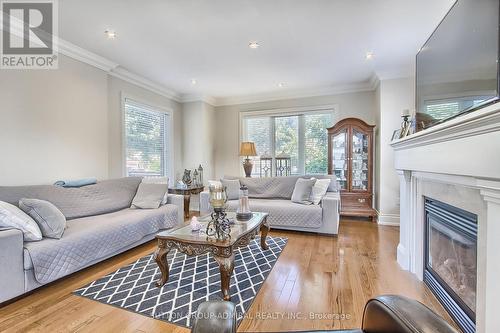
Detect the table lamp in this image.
<box><xmin>239</xmin><ymin>142</ymin><xmax>257</xmax><ymax>177</ymax></box>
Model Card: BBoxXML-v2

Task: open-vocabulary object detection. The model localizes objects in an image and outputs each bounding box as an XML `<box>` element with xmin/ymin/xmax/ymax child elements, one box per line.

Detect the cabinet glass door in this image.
<box><xmin>331</xmin><ymin>130</ymin><xmax>348</xmax><ymax>190</ymax></box>
<box><xmin>351</xmin><ymin>129</ymin><xmax>369</xmax><ymax>191</ymax></box>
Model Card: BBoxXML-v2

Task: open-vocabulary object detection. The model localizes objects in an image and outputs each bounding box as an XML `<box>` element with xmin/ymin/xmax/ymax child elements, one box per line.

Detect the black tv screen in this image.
<box><xmin>416</xmin><ymin>0</ymin><xmax>499</xmax><ymax>130</ymax></box>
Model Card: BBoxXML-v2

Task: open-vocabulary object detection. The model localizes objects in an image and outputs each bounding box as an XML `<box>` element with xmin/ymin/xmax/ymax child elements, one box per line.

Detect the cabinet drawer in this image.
<box><xmin>341</xmin><ymin>193</ymin><xmax>372</xmax><ymax>209</ymax></box>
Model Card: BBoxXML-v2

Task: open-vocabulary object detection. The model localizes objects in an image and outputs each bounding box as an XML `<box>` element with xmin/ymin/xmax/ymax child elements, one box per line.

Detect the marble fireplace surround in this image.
<box><xmin>391</xmin><ymin>103</ymin><xmax>500</xmax><ymax>333</ymax></box>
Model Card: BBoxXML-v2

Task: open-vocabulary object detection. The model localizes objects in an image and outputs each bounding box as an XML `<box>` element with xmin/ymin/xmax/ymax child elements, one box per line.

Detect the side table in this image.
<box><xmin>168</xmin><ymin>185</ymin><xmax>204</xmax><ymax>219</ymax></box>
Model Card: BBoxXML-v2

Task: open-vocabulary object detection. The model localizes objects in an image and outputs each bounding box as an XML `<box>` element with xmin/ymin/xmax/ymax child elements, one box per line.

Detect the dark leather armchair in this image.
<box><xmin>191</xmin><ymin>295</ymin><xmax>459</xmax><ymax>333</ymax></box>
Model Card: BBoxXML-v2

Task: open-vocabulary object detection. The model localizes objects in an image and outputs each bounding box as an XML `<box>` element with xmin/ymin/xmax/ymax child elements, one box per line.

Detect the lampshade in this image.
<box><xmin>239</xmin><ymin>142</ymin><xmax>257</xmax><ymax>156</ymax></box>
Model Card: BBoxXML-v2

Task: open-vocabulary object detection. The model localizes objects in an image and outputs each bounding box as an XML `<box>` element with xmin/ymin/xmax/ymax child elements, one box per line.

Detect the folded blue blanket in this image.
<box><xmin>54</xmin><ymin>177</ymin><xmax>97</xmax><ymax>188</ymax></box>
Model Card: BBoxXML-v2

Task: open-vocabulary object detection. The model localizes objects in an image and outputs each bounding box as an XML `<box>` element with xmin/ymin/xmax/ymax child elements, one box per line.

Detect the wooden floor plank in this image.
<box><xmin>0</xmin><ymin>219</ymin><xmax>455</xmax><ymax>332</ymax></box>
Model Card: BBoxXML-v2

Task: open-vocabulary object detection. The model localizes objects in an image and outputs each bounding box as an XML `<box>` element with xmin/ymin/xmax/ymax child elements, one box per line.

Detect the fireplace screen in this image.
<box><xmin>424</xmin><ymin>198</ymin><xmax>477</xmax><ymax>333</ymax></box>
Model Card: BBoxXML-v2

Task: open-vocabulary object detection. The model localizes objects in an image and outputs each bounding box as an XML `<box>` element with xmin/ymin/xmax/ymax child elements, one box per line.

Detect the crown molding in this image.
<box><xmin>57</xmin><ymin>39</ymin><xmax>119</xmax><ymax>71</ymax></box>
<box><xmin>109</xmin><ymin>67</ymin><xmax>181</xmax><ymax>101</ymax></box>
<box><xmin>180</xmin><ymin>94</ymin><xmax>217</xmax><ymax>106</ymax></box>
<box><xmin>214</xmin><ymin>80</ymin><xmax>376</xmax><ymax>107</ymax></box>
<box><xmin>54</xmin><ymin>38</ymin><xmax>181</xmax><ymax>101</ymax></box>
<box><xmin>368</xmin><ymin>73</ymin><xmax>380</xmax><ymax>90</ymax></box>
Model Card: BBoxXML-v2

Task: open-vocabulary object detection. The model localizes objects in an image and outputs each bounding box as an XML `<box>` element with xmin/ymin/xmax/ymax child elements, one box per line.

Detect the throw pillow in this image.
<box><xmin>221</xmin><ymin>179</ymin><xmax>241</xmax><ymax>200</ymax></box>
<box><xmin>19</xmin><ymin>198</ymin><xmax>66</xmax><ymax>239</ymax></box>
<box><xmin>131</xmin><ymin>183</ymin><xmax>169</xmax><ymax>209</ymax></box>
<box><xmin>0</xmin><ymin>201</ymin><xmax>42</xmax><ymax>241</ymax></box>
<box><xmin>309</xmin><ymin>179</ymin><xmax>331</xmax><ymax>205</ymax></box>
<box><xmin>208</xmin><ymin>180</ymin><xmax>222</xmax><ymax>188</ymax></box>
<box><xmin>142</xmin><ymin>177</ymin><xmax>169</xmax><ymax>205</ymax></box>
<box><xmin>291</xmin><ymin>178</ymin><xmax>316</xmax><ymax>204</ymax></box>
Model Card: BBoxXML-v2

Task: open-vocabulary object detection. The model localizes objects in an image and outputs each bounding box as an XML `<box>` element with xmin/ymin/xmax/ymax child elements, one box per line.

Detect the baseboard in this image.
<box><xmin>397</xmin><ymin>243</ymin><xmax>410</xmax><ymax>270</ymax></box>
<box><xmin>377</xmin><ymin>213</ymin><xmax>400</xmax><ymax>226</ymax></box>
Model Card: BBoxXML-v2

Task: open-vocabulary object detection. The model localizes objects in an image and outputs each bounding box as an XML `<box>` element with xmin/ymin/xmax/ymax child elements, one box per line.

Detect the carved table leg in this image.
<box><xmin>154</xmin><ymin>244</ymin><xmax>170</xmax><ymax>287</ymax></box>
<box><xmin>260</xmin><ymin>217</ymin><xmax>270</xmax><ymax>250</ymax></box>
<box><xmin>214</xmin><ymin>253</ymin><xmax>235</xmax><ymax>301</ymax></box>
<box><xmin>183</xmin><ymin>194</ymin><xmax>191</xmax><ymax>219</ymax></box>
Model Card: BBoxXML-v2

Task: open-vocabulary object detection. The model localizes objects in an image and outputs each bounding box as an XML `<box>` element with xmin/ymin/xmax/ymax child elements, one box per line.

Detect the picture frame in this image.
<box><xmin>391</xmin><ymin>129</ymin><xmax>401</xmax><ymax>141</ymax></box>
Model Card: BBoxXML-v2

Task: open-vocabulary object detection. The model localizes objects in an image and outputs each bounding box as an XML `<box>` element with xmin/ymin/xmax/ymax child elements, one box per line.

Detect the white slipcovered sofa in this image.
<box><xmin>200</xmin><ymin>175</ymin><xmax>340</xmax><ymax>235</ymax></box>
<box><xmin>0</xmin><ymin>177</ymin><xmax>184</xmax><ymax>304</ymax></box>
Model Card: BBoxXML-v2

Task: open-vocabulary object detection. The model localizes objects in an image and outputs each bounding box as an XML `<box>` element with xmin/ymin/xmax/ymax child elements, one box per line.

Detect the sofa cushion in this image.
<box><xmin>131</xmin><ymin>183</ymin><xmax>168</xmax><ymax>209</ymax></box>
<box><xmin>221</xmin><ymin>179</ymin><xmax>241</xmax><ymax>200</ymax></box>
<box><xmin>225</xmin><ymin>198</ymin><xmax>322</xmax><ymax>229</ymax></box>
<box><xmin>291</xmin><ymin>178</ymin><xmax>316</xmax><ymax>204</ymax></box>
<box><xmin>22</xmin><ymin>204</ymin><xmax>178</xmax><ymax>282</ymax></box>
<box><xmin>19</xmin><ymin>198</ymin><xmax>66</xmax><ymax>239</ymax></box>
<box><xmin>310</xmin><ymin>178</ymin><xmax>331</xmax><ymax>205</ymax></box>
<box><xmin>0</xmin><ymin>201</ymin><xmax>42</xmax><ymax>241</ymax></box>
<box><xmin>0</xmin><ymin>177</ymin><xmax>142</xmax><ymax>220</ymax></box>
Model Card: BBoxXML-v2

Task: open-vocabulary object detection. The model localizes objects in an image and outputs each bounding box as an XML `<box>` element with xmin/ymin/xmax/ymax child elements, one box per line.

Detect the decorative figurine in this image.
<box><xmin>198</xmin><ymin>164</ymin><xmax>204</xmax><ymax>185</ymax></box>
<box><xmin>182</xmin><ymin>169</ymin><xmax>192</xmax><ymax>186</ymax></box>
<box><xmin>193</xmin><ymin>169</ymin><xmax>199</xmax><ymax>186</ymax></box>
<box><xmin>190</xmin><ymin>216</ymin><xmax>202</xmax><ymax>232</ymax></box>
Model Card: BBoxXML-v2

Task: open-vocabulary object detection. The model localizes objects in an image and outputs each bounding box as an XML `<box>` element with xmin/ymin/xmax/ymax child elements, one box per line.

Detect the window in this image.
<box><xmin>242</xmin><ymin>111</ymin><xmax>333</xmax><ymax>176</ymax></box>
<box><xmin>124</xmin><ymin>98</ymin><xmax>170</xmax><ymax>177</ymax></box>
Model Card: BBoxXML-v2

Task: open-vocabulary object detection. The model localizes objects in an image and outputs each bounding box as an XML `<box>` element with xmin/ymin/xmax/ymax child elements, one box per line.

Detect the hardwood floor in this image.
<box><xmin>0</xmin><ymin>219</ymin><xmax>454</xmax><ymax>332</ymax></box>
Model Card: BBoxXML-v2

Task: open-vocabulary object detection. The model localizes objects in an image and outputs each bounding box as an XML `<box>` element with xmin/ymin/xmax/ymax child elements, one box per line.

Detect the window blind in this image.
<box><xmin>124</xmin><ymin>99</ymin><xmax>169</xmax><ymax>177</ymax></box>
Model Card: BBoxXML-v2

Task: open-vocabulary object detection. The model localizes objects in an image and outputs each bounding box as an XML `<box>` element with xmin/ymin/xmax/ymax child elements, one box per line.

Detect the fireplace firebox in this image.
<box><xmin>424</xmin><ymin>198</ymin><xmax>477</xmax><ymax>333</ymax></box>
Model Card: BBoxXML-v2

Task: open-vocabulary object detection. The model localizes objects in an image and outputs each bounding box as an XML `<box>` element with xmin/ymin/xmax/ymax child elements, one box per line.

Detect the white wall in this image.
<box><xmin>0</xmin><ymin>56</ymin><xmax>109</xmax><ymax>185</ymax></box>
<box><xmin>0</xmin><ymin>55</ymin><xmax>183</xmax><ymax>186</ymax></box>
<box><xmin>213</xmin><ymin>91</ymin><xmax>377</xmax><ymax>179</ymax></box>
<box><xmin>377</xmin><ymin>77</ymin><xmax>415</xmax><ymax>225</ymax></box>
<box><xmin>181</xmin><ymin>101</ymin><xmax>215</xmax><ymax>183</ymax></box>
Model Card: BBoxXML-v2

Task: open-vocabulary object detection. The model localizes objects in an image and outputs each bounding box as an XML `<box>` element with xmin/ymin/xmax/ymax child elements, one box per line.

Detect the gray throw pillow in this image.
<box><xmin>131</xmin><ymin>183</ymin><xmax>168</xmax><ymax>209</ymax></box>
<box><xmin>19</xmin><ymin>198</ymin><xmax>66</xmax><ymax>239</ymax></box>
<box><xmin>221</xmin><ymin>179</ymin><xmax>241</xmax><ymax>200</ymax></box>
<box><xmin>291</xmin><ymin>178</ymin><xmax>316</xmax><ymax>204</ymax></box>
<box><xmin>0</xmin><ymin>201</ymin><xmax>42</xmax><ymax>241</ymax></box>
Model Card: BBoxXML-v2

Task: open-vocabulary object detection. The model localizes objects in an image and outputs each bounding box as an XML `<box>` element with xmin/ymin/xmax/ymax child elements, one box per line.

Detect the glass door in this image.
<box><xmin>331</xmin><ymin>129</ymin><xmax>348</xmax><ymax>190</ymax></box>
<box><xmin>350</xmin><ymin>129</ymin><xmax>369</xmax><ymax>191</ymax></box>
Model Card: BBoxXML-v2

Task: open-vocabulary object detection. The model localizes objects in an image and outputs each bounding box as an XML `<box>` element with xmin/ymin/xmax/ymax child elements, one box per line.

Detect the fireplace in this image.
<box><xmin>424</xmin><ymin>198</ymin><xmax>477</xmax><ymax>333</ymax></box>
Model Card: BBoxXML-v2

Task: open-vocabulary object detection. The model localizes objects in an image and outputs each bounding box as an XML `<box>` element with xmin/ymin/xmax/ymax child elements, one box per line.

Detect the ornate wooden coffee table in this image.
<box><xmin>154</xmin><ymin>212</ymin><xmax>270</xmax><ymax>301</ymax></box>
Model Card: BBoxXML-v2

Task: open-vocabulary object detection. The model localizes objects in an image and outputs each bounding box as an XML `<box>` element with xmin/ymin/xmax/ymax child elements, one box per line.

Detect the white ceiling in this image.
<box><xmin>59</xmin><ymin>0</ymin><xmax>455</xmax><ymax>103</ymax></box>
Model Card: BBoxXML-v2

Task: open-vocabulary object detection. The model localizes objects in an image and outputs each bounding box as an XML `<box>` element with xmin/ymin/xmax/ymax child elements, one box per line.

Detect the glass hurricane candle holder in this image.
<box><xmin>236</xmin><ymin>185</ymin><xmax>253</xmax><ymax>221</ymax></box>
<box><xmin>207</xmin><ymin>184</ymin><xmax>231</xmax><ymax>240</ymax></box>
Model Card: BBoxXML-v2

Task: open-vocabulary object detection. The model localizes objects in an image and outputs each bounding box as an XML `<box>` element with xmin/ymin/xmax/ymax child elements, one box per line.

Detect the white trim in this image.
<box><xmin>377</xmin><ymin>213</ymin><xmax>400</xmax><ymax>226</ymax></box>
<box><xmin>110</xmin><ymin>67</ymin><xmax>180</xmax><ymax>102</ymax></box>
<box><xmin>216</xmin><ymin>82</ymin><xmax>375</xmax><ymax>106</ymax></box>
<box><xmin>180</xmin><ymin>94</ymin><xmax>217</xmax><ymax>106</ymax></box>
<box><xmin>120</xmin><ymin>92</ymin><xmax>175</xmax><ymax>182</ymax></box>
<box><xmin>54</xmin><ymin>38</ymin><xmax>182</xmax><ymax>101</ymax></box>
<box><xmin>57</xmin><ymin>38</ymin><xmax>118</xmax><ymax>71</ymax></box>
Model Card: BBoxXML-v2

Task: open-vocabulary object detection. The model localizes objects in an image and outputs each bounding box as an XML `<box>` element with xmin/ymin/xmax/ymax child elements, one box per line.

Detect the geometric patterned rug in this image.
<box><xmin>74</xmin><ymin>236</ymin><xmax>287</xmax><ymax>328</ymax></box>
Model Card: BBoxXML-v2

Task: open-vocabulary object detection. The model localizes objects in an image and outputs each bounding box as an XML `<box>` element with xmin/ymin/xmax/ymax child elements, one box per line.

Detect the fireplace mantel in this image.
<box><xmin>391</xmin><ymin>103</ymin><xmax>500</xmax><ymax>333</ymax></box>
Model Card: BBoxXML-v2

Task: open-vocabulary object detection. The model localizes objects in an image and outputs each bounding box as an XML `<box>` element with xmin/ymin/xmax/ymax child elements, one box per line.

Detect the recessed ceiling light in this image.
<box><xmin>105</xmin><ymin>30</ymin><xmax>117</xmax><ymax>39</ymax></box>
<box><xmin>248</xmin><ymin>41</ymin><xmax>260</xmax><ymax>49</ymax></box>
<box><xmin>277</xmin><ymin>82</ymin><xmax>285</xmax><ymax>88</ymax></box>
<box><xmin>191</xmin><ymin>79</ymin><xmax>197</xmax><ymax>85</ymax></box>
<box><xmin>365</xmin><ymin>51</ymin><xmax>374</xmax><ymax>60</ymax></box>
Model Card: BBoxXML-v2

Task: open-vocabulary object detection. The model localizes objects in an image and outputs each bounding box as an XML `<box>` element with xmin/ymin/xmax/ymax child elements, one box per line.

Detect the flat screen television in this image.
<box><xmin>415</xmin><ymin>0</ymin><xmax>500</xmax><ymax>131</ymax></box>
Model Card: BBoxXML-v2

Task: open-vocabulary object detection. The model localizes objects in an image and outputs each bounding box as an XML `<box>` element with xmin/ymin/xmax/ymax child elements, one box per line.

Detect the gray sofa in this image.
<box><xmin>0</xmin><ymin>177</ymin><xmax>184</xmax><ymax>304</ymax></box>
<box><xmin>200</xmin><ymin>175</ymin><xmax>340</xmax><ymax>235</ymax></box>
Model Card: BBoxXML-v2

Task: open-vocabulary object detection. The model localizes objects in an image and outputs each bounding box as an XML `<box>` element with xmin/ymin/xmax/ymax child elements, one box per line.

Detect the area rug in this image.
<box><xmin>74</xmin><ymin>236</ymin><xmax>287</xmax><ymax>328</ymax></box>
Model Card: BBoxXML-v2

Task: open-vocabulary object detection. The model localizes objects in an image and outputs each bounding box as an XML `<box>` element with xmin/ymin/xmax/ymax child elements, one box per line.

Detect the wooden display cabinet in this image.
<box><xmin>327</xmin><ymin>118</ymin><xmax>377</xmax><ymax>221</ymax></box>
